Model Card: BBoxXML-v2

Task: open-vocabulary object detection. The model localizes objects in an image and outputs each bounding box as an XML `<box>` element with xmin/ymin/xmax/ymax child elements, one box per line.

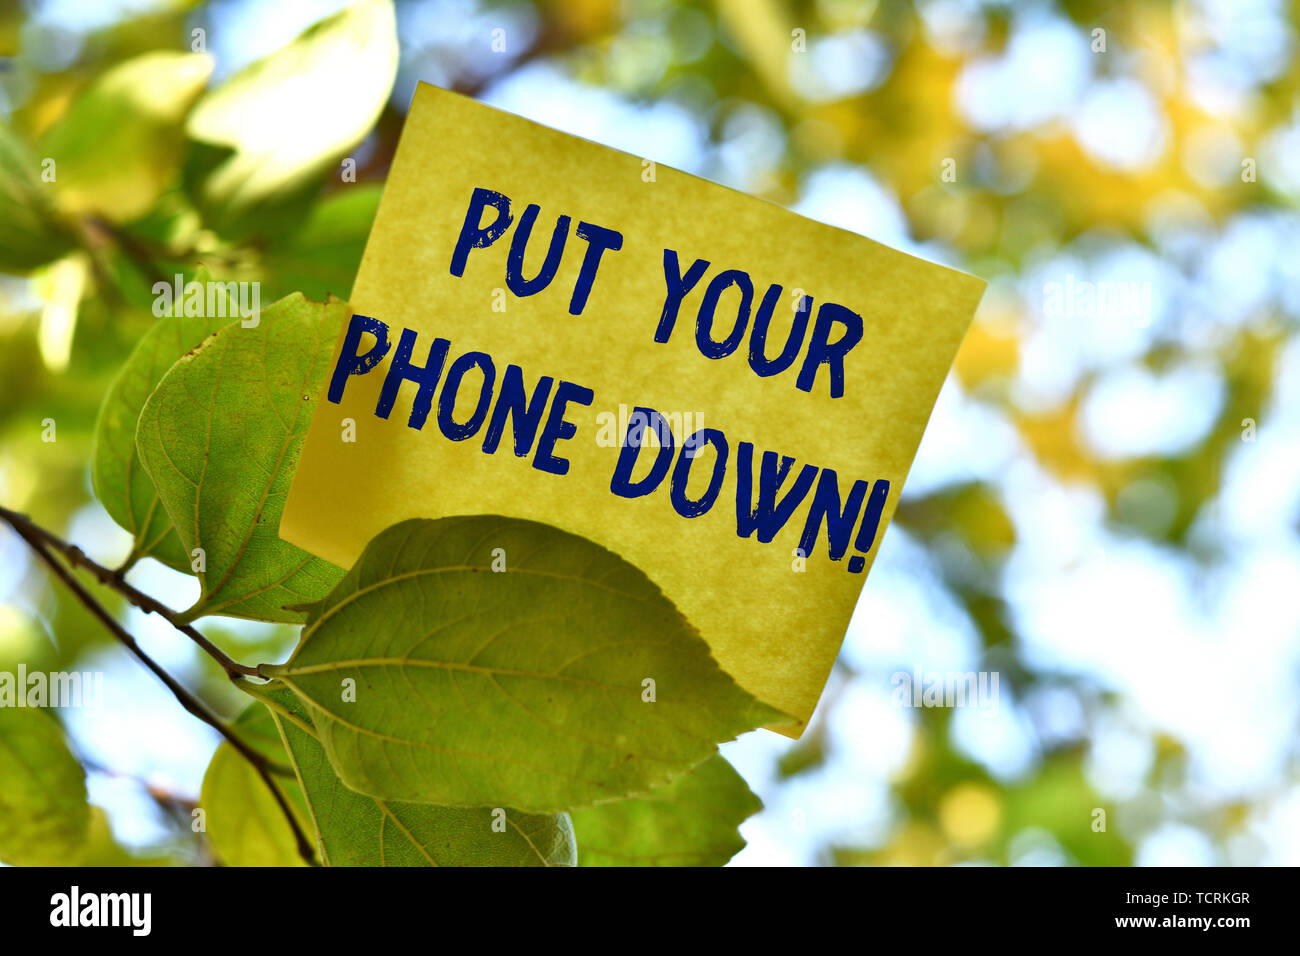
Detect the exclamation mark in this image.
<box><xmin>846</xmin><ymin>479</ymin><xmax>890</xmax><ymax>573</ymax></box>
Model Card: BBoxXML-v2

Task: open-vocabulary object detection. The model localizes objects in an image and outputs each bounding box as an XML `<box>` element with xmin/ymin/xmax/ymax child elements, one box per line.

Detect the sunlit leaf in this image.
<box><xmin>135</xmin><ymin>292</ymin><xmax>346</xmax><ymax>622</ymax></box>
<box><xmin>33</xmin><ymin>253</ymin><xmax>88</xmax><ymax>372</ymax></box>
<box><xmin>265</xmin><ymin>516</ymin><xmax>787</xmax><ymax>813</ymax></box>
<box><xmin>200</xmin><ymin>699</ymin><xmax>313</xmax><ymax>866</ymax></box>
<box><xmin>91</xmin><ymin>266</ymin><xmax>233</xmax><ymax>571</ymax></box>
<box><xmin>185</xmin><ymin>0</ymin><xmax>397</xmax><ymax>224</ymax></box>
<box><xmin>0</xmin><ymin>707</ymin><xmax>89</xmax><ymax>866</ymax></box>
<box><xmin>39</xmin><ymin>51</ymin><xmax>213</xmax><ymax>223</ymax></box>
<box><xmin>713</xmin><ymin>0</ymin><xmax>799</xmax><ymax>110</ymax></box>
<box><xmin>259</xmin><ymin>684</ymin><xmax>576</xmax><ymax>866</ymax></box>
<box><xmin>570</xmin><ymin>753</ymin><xmax>760</xmax><ymax>865</ymax></box>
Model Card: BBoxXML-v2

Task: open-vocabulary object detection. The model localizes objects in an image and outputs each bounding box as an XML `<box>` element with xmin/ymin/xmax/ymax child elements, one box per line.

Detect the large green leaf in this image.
<box><xmin>185</xmin><ymin>0</ymin><xmax>397</xmax><ymax>224</ymax></box>
<box><xmin>259</xmin><ymin>184</ymin><xmax>383</xmax><ymax>302</ymax></box>
<box><xmin>570</xmin><ymin>753</ymin><xmax>760</xmax><ymax>866</ymax></box>
<box><xmin>135</xmin><ymin>292</ymin><xmax>346</xmax><ymax>622</ymax></box>
<box><xmin>91</xmin><ymin>268</ymin><xmax>234</xmax><ymax>571</ymax></box>
<box><xmin>265</xmin><ymin>517</ymin><xmax>787</xmax><ymax>813</ymax></box>
<box><xmin>40</xmin><ymin>51</ymin><xmax>213</xmax><ymax>223</ymax></box>
<box><xmin>0</xmin><ymin>707</ymin><xmax>90</xmax><ymax>866</ymax></box>
<box><xmin>0</xmin><ymin>123</ymin><xmax>77</xmax><ymax>273</ymax></box>
<box><xmin>200</xmin><ymin>699</ymin><xmax>313</xmax><ymax>867</ymax></box>
<box><xmin>257</xmin><ymin>684</ymin><xmax>575</xmax><ymax>866</ymax></box>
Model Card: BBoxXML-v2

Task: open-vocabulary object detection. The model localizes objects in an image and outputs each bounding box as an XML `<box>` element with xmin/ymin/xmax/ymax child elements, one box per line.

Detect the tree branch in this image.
<box><xmin>0</xmin><ymin>505</ymin><xmax>259</xmax><ymax>679</ymax></box>
<box><xmin>2</xmin><ymin>510</ymin><xmax>318</xmax><ymax>865</ymax></box>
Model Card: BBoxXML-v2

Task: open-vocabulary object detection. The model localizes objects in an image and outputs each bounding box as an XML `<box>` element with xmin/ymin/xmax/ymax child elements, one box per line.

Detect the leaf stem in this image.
<box><xmin>84</xmin><ymin>214</ymin><xmax>168</xmax><ymax>290</ymax></box>
<box><xmin>233</xmin><ymin>677</ymin><xmax>319</xmax><ymax>738</ymax></box>
<box><xmin>113</xmin><ymin>545</ymin><xmax>143</xmax><ymax>579</ymax></box>
<box><xmin>0</xmin><ymin>505</ymin><xmax>259</xmax><ymax>679</ymax></box>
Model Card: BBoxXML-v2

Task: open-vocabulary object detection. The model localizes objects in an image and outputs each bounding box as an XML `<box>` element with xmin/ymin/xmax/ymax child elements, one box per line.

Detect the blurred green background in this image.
<box><xmin>1</xmin><ymin>0</ymin><xmax>1298</xmax><ymax>866</ymax></box>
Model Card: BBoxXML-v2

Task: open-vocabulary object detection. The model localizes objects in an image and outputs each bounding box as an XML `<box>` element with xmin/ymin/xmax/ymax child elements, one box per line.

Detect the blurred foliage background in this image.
<box><xmin>1</xmin><ymin>0</ymin><xmax>1299</xmax><ymax>866</ymax></box>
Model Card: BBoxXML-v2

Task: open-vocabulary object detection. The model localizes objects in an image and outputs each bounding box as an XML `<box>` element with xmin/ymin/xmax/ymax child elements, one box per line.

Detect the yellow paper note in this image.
<box><xmin>280</xmin><ymin>83</ymin><xmax>986</xmax><ymax>735</ymax></box>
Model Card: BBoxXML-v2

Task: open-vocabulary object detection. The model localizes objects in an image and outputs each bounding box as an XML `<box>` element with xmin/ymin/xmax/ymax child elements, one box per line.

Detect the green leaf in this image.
<box><xmin>77</xmin><ymin>808</ymin><xmax>177</xmax><ymax>868</ymax></box>
<box><xmin>200</xmin><ymin>700</ymin><xmax>313</xmax><ymax>867</ymax></box>
<box><xmin>265</xmin><ymin>516</ymin><xmax>787</xmax><ymax>813</ymax></box>
<box><xmin>570</xmin><ymin>753</ymin><xmax>760</xmax><ymax>866</ymax></box>
<box><xmin>257</xmin><ymin>684</ymin><xmax>575</xmax><ymax>866</ymax></box>
<box><xmin>185</xmin><ymin>0</ymin><xmax>397</xmax><ymax>225</ymax></box>
<box><xmin>91</xmin><ymin>267</ymin><xmax>235</xmax><ymax>571</ymax></box>
<box><xmin>259</xmin><ymin>184</ymin><xmax>383</xmax><ymax>301</ymax></box>
<box><xmin>135</xmin><ymin>292</ymin><xmax>346</xmax><ymax>622</ymax></box>
<box><xmin>0</xmin><ymin>707</ymin><xmax>90</xmax><ymax>866</ymax></box>
<box><xmin>33</xmin><ymin>253</ymin><xmax>88</xmax><ymax>372</ymax></box>
<box><xmin>0</xmin><ymin>123</ymin><xmax>77</xmax><ymax>273</ymax></box>
<box><xmin>40</xmin><ymin>51</ymin><xmax>214</xmax><ymax>223</ymax></box>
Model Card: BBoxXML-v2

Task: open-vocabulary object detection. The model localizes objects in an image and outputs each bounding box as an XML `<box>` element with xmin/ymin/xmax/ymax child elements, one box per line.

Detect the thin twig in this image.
<box><xmin>79</xmin><ymin>752</ymin><xmax>198</xmax><ymax>818</ymax></box>
<box><xmin>4</xmin><ymin>514</ymin><xmax>318</xmax><ymax>865</ymax></box>
<box><xmin>84</xmin><ymin>215</ymin><xmax>169</xmax><ymax>290</ymax></box>
<box><xmin>0</xmin><ymin>505</ymin><xmax>258</xmax><ymax>679</ymax></box>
